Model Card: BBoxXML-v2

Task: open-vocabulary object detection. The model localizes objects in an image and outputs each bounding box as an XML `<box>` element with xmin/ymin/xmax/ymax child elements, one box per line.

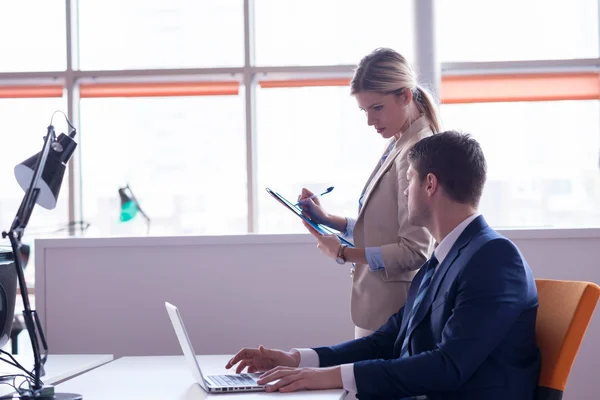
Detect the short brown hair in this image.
<box><xmin>408</xmin><ymin>131</ymin><xmax>487</xmax><ymax>207</ymax></box>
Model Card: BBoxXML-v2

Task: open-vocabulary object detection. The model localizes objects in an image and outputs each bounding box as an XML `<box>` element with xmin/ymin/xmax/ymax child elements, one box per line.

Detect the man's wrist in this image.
<box><xmin>289</xmin><ymin>349</ymin><xmax>301</xmax><ymax>367</ymax></box>
<box><xmin>328</xmin><ymin>366</ymin><xmax>343</xmax><ymax>389</ymax></box>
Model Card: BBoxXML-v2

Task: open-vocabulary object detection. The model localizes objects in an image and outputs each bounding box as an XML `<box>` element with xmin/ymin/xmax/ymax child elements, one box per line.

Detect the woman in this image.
<box><xmin>299</xmin><ymin>47</ymin><xmax>441</xmax><ymax>338</ymax></box>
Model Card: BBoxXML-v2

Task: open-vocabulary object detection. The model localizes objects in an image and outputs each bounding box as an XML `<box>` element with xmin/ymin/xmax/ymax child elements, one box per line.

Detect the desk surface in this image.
<box><xmin>56</xmin><ymin>355</ymin><xmax>345</xmax><ymax>400</ymax></box>
<box><xmin>0</xmin><ymin>353</ymin><xmax>113</xmax><ymax>396</ymax></box>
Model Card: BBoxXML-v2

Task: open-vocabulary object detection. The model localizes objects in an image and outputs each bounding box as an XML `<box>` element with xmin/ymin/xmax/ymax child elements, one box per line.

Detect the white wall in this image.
<box><xmin>35</xmin><ymin>230</ymin><xmax>600</xmax><ymax>399</ymax></box>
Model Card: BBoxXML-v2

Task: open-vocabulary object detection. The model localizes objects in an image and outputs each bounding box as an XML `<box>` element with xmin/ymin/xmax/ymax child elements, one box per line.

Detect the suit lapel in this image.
<box><xmin>356</xmin><ymin>157</ymin><xmax>383</xmax><ymax>212</ymax></box>
<box><xmin>356</xmin><ymin>144</ymin><xmax>401</xmax><ymax>216</ymax></box>
<box><xmin>403</xmin><ymin>216</ymin><xmax>489</xmax><ymax>343</ymax></box>
<box><xmin>356</xmin><ymin>116</ymin><xmax>430</xmax><ymax>222</ymax></box>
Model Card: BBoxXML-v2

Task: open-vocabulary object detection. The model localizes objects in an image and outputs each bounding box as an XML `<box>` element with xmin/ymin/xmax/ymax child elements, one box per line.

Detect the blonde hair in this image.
<box><xmin>350</xmin><ymin>48</ymin><xmax>441</xmax><ymax>133</ymax></box>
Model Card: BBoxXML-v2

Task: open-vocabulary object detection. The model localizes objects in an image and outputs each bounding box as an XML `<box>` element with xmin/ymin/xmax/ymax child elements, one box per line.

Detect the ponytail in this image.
<box><xmin>414</xmin><ymin>86</ymin><xmax>442</xmax><ymax>134</ymax></box>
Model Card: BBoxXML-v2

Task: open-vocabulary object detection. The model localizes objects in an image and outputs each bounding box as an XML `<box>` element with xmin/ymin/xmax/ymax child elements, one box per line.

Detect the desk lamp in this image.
<box><xmin>118</xmin><ymin>184</ymin><xmax>151</xmax><ymax>235</ymax></box>
<box><xmin>1</xmin><ymin>111</ymin><xmax>82</xmax><ymax>399</ymax></box>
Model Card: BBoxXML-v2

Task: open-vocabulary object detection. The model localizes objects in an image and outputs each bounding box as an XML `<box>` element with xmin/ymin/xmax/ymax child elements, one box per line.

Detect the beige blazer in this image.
<box><xmin>351</xmin><ymin>115</ymin><xmax>435</xmax><ymax>331</ymax></box>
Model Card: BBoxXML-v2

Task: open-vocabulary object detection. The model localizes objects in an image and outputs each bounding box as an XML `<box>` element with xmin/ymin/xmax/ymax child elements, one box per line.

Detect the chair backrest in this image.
<box><xmin>535</xmin><ymin>279</ymin><xmax>600</xmax><ymax>400</ymax></box>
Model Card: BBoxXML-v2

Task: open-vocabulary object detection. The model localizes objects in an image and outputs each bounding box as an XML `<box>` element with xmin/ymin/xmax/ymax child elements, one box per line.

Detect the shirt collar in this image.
<box><xmin>434</xmin><ymin>213</ymin><xmax>480</xmax><ymax>264</ymax></box>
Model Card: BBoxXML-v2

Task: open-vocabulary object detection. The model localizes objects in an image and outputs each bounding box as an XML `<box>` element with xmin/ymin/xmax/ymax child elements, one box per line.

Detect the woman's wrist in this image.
<box><xmin>326</xmin><ymin>215</ymin><xmax>347</xmax><ymax>233</ymax></box>
<box><xmin>344</xmin><ymin>247</ymin><xmax>367</xmax><ymax>264</ymax></box>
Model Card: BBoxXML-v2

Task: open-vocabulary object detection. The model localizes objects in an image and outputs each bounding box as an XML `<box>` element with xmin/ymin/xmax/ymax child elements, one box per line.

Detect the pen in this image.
<box><xmin>295</xmin><ymin>186</ymin><xmax>334</xmax><ymax>206</ymax></box>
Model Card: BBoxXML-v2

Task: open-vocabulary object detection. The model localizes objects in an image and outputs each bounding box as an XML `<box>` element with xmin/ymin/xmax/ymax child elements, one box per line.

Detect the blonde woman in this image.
<box><xmin>299</xmin><ymin>48</ymin><xmax>440</xmax><ymax>338</ymax></box>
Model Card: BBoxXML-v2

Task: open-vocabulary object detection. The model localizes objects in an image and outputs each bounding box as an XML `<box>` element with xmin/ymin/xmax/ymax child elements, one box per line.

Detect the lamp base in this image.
<box><xmin>23</xmin><ymin>393</ymin><xmax>82</xmax><ymax>400</ymax></box>
<box><xmin>50</xmin><ymin>394</ymin><xmax>83</xmax><ymax>400</ymax></box>
<box><xmin>19</xmin><ymin>385</ymin><xmax>82</xmax><ymax>400</ymax></box>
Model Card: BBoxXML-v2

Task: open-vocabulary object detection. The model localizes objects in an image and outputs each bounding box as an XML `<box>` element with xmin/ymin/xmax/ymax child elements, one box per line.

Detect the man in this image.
<box><xmin>226</xmin><ymin>131</ymin><xmax>541</xmax><ymax>400</ymax></box>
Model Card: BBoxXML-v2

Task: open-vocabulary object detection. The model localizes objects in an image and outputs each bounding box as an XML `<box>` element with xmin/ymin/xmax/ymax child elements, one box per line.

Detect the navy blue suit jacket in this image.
<box><xmin>314</xmin><ymin>216</ymin><xmax>540</xmax><ymax>400</ymax></box>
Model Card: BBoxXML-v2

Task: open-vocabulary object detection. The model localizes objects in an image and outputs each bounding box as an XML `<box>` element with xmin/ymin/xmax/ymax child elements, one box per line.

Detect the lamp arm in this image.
<box><xmin>6</xmin><ymin>231</ymin><xmax>45</xmax><ymax>387</ymax></box>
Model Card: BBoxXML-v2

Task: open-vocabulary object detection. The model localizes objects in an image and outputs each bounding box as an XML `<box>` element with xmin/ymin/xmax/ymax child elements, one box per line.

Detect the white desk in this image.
<box><xmin>56</xmin><ymin>355</ymin><xmax>346</xmax><ymax>400</ymax></box>
<box><xmin>0</xmin><ymin>354</ymin><xmax>113</xmax><ymax>396</ymax></box>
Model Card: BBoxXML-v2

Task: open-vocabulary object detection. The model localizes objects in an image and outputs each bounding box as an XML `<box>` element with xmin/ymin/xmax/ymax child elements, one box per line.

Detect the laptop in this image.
<box><xmin>165</xmin><ymin>302</ymin><xmax>267</xmax><ymax>393</ymax></box>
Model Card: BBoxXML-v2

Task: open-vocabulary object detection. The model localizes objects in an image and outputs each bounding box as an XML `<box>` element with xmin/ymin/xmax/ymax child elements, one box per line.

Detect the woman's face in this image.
<box><xmin>355</xmin><ymin>91</ymin><xmax>410</xmax><ymax>139</ymax></box>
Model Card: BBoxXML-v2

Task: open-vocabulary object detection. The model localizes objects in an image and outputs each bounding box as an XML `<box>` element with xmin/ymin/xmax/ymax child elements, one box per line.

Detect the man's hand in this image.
<box><xmin>258</xmin><ymin>366</ymin><xmax>343</xmax><ymax>393</ymax></box>
<box><xmin>302</xmin><ymin>221</ymin><xmax>342</xmax><ymax>260</ymax></box>
<box><xmin>225</xmin><ymin>345</ymin><xmax>300</xmax><ymax>374</ymax></box>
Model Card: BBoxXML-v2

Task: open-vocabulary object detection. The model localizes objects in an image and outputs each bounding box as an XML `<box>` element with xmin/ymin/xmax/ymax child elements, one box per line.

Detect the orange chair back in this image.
<box><xmin>535</xmin><ymin>279</ymin><xmax>600</xmax><ymax>399</ymax></box>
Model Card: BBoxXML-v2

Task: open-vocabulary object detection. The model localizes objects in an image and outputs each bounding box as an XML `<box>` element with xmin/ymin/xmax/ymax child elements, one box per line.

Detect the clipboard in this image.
<box><xmin>265</xmin><ymin>187</ymin><xmax>354</xmax><ymax>248</ymax></box>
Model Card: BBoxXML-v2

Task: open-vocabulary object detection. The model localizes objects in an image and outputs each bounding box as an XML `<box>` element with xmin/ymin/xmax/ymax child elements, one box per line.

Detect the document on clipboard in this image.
<box><xmin>265</xmin><ymin>187</ymin><xmax>354</xmax><ymax>248</ymax></box>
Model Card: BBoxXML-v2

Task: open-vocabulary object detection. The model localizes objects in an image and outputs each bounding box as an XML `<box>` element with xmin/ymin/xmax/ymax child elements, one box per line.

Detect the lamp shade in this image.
<box><xmin>13</xmin><ymin>132</ymin><xmax>76</xmax><ymax>210</ymax></box>
<box><xmin>119</xmin><ymin>187</ymin><xmax>139</xmax><ymax>222</ymax></box>
<box><xmin>14</xmin><ymin>154</ymin><xmax>65</xmax><ymax>210</ymax></box>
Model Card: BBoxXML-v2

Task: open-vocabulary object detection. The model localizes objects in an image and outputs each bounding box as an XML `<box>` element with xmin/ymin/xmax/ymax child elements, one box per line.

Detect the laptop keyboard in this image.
<box><xmin>209</xmin><ymin>374</ymin><xmax>258</xmax><ymax>387</ymax></box>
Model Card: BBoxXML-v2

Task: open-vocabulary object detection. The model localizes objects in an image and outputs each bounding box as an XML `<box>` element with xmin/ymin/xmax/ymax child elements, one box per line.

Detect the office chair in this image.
<box><xmin>535</xmin><ymin>279</ymin><xmax>600</xmax><ymax>400</ymax></box>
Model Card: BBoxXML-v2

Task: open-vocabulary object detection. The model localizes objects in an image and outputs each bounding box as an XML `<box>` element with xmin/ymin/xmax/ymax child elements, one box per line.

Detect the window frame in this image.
<box><xmin>0</xmin><ymin>0</ymin><xmax>598</xmax><ymax>234</ymax></box>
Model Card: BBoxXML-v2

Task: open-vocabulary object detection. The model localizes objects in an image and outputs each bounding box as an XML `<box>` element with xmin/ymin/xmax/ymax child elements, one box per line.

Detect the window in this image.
<box><xmin>79</xmin><ymin>93</ymin><xmax>247</xmax><ymax>236</ymax></box>
<box><xmin>440</xmin><ymin>100</ymin><xmax>600</xmax><ymax>228</ymax></box>
<box><xmin>254</xmin><ymin>0</ymin><xmax>414</xmax><ymax>66</ymax></box>
<box><xmin>78</xmin><ymin>0</ymin><xmax>244</xmax><ymax>70</ymax></box>
<box><xmin>0</xmin><ymin>0</ymin><xmax>66</xmax><ymax>72</ymax></box>
<box><xmin>0</xmin><ymin>96</ymin><xmax>69</xmax><ymax>282</ymax></box>
<box><xmin>256</xmin><ymin>85</ymin><xmax>386</xmax><ymax>233</ymax></box>
<box><xmin>3</xmin><ymin>1</ymin><xmax>600</xmax><ymax>238</ymax></box>
<box><xmin>437</xmin><ymin>0</ymin><xmax>599</xmax><ymax>62</ymax></box>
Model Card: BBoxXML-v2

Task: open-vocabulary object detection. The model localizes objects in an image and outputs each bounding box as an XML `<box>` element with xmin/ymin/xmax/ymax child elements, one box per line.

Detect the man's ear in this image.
<box><xmin>426</xmin><ymin>173</ymin><xmax>438</xmax><ymax>196</ymax></box>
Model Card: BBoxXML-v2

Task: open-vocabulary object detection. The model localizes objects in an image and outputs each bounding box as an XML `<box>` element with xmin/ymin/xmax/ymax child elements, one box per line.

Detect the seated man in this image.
<box><xmin>226</xmin><ymin>131</ymin><xmax>541</xmax><ymax>400</ymax></box>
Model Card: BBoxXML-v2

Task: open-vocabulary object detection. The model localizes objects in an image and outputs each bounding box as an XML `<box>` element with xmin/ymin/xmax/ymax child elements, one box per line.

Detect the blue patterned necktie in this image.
<box><xmin>399</xmin><ymin>254</ymin><xmax>439</xmax><ymax>358</ymax></box>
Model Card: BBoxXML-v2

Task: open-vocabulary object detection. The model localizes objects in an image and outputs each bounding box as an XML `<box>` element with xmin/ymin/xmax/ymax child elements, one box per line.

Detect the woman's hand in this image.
<box><xmin>303</xmin><ymin>221</ymin><xmax>342</xmax><ymax>261</ymax></box>
<box><xmin>225</xmin><ymin>345</ymin><xmax>300</xmax><ymax>374</ymax></box>
<box><xmin>297</xmin><ymin>188</ymin><xmax>332</xmax><ymax>226</ymax></box>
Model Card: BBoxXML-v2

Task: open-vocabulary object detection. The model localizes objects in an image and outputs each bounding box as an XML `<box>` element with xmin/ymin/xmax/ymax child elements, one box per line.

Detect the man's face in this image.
<box><xmin>404</xmin><ymin>163</ymin><xmax>430</xmax><ymax>226</ymax></box>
